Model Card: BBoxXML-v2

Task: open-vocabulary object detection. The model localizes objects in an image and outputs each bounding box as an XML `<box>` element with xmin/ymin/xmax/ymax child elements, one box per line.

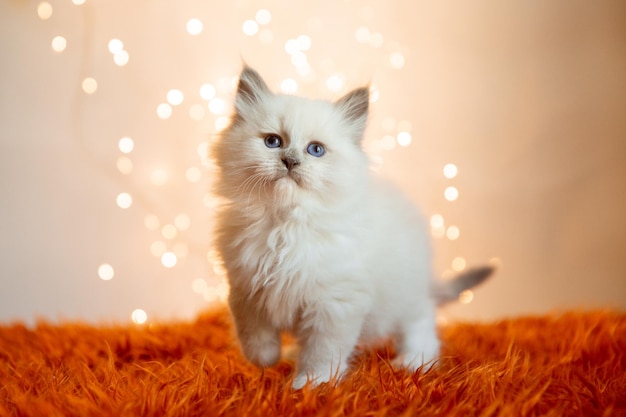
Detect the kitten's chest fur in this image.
<box><xmin>230</xmin><ymin>202</ymin><xmax>365</xmax><ymax>329</ymax></box>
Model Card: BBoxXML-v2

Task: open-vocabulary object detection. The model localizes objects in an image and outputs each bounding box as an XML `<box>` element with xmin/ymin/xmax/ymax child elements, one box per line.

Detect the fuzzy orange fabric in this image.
<box><xmin>0</xmin><ymin>309</ymin><xmax>624</xmax><ymax>417</ymax></box>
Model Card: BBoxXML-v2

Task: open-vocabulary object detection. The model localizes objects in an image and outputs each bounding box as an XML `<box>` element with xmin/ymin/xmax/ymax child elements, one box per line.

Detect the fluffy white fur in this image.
<box><xmin>211</xmin><ymin>66</ymin><xmax>491</xmax><ymax>389</ymax></box>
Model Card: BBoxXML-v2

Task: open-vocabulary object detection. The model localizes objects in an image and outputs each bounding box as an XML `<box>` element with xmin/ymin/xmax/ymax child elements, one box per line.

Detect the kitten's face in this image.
<box><xmin>212</xmin><ymin>66</ymin><xmax>370</xmax><ymax>207</ymax></box>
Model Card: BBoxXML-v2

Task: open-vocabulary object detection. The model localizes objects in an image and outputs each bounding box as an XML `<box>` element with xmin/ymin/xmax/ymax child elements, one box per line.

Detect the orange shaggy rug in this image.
<box><xmin>1</xmin><ymin>309</ymin><xmax>624</xmax><ymax>417</ymax></box>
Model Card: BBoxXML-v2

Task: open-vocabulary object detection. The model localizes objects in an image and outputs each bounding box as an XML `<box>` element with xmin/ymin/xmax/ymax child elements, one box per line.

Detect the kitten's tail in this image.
<box><xmin>431</xmin><ymin>265</ymin><xmax>494</xmax><ymax>306</ymax></box>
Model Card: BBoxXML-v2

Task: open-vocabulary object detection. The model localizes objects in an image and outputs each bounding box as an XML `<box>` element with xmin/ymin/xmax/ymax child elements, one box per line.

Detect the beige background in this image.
<box><xmin>1</xmin><ymin>0</ymin><xmax>624</xmax><ymax>325</ymax></box>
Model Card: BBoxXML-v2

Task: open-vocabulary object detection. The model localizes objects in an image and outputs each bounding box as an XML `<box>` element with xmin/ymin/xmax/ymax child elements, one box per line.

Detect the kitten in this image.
<box><xmin>210</xmin><ymin>66</ymin><xmax>492</xmax><ymax>389</ymax></box>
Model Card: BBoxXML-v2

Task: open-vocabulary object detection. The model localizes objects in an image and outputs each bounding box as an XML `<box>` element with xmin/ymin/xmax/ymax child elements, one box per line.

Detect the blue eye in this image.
<box><xmin>306</xmin><ymin>142</ymin><xmax>325</xmax><ymax>157</ymax></box>
<box><xmin>264</xmin><ymin>134</ymin><xmax>282</xmax><ymax>148</ymax></box>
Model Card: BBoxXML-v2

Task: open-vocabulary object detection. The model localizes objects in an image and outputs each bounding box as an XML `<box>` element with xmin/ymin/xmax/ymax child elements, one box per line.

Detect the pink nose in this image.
<box><xmin>282</xmin><ymin>157</ymin><xmax>300</xmax><ymax>171</ymax></box>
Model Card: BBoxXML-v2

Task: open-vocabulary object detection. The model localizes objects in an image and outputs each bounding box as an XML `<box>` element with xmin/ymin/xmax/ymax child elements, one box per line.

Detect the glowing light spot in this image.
<box><xmin>255</xmin><ymin>9</ymin><xmax>271</xmax><ymax>25</ymax></box>
<box><xmin>444</xmin><ymin>163</ymin><xmax>458</xmax><ymax>179</ymax></box>
<box><xmin>369</xmin><ymin>85</ymin><xmax>380</xmax><ymax>103</ymax></box>
<box><xmin>72</xmin><ymin>0</ymin><xmax>86</xmax><ymax>5</ymax></box>
<box><xmin>208</xmin><ymin>98</ymin><xmax>226</xmax><ymax>114</ymax></box>
<box><xmin>150</xmin><ymin>169</ymin><xmax>168</xmax><ymax>186</ymax></box>
<box><xmin>285</xmin><ymin>39</ymin><xmax>299</xmax><ymax>55</ymax></box>
<box><xmin>452</xmin><ymin>257</ymin><xmax>466</xmax><ymax>271</ymax></box>
<box><xmin>82</xmin><ymin>77</ymin><xmax>98</xmax><ymax>94</ymax></box>
<box><xmin>444</xmin><ymin>186</ymin><xmax>459</xmax><ymax>202</ymax></box>
<box><xmin>397</xmin><ymin>131</ymin><xmax>412</xmax><ymax>147</ymax></box>
<box><xmin>215</xmin><ymin>116</ymin><xmax>230</xmax><ymax>131</ymax></box>
<box><xmin>355</xmin><ymin>26</ymin><xmax>370</xmax><ymax>43</ymax></box>
<box><xmin>161</xmin><ymin>252</ymin><xmax>177</xmax><ymax>268</ymax></box>
<box><xmin>431</xmin><ymin>214</ymin><xmax>446</xmax><ymax>238</ymax></box>
<box><xmin>161</xmin><ymin>224</ymin><xmax>178</xmax><ymax>240</ymax></box>
<box><xmin>37</xmin><ymin>2</ymin><xmax>53</xmax><ymax>20</ymax></box>
<box><xmin>489</xmin><ymin>257</ymin><xmax>503</xmax><ymax>269</ymax></box>
<box><xmin>430</xmin><ymin>214</ymin><xmax>445</xmax><ymax>229</ymax></box>
<box><xmin>113</xmin><ymin>50</ymin><xmax>129</xmax><ymax>66</ymax></box>
<box><xmin>259</xmin><ymin>29</ymin><xmax>274</xmax><ymax>44</ymax></box>
<box><xmin>200</xmin><ymin>84</ymin><xmax>216</xmax><ymax>100</ymax></box>
<box><xmin>98</xmin><ymin>264</ymin><xmax>114</xmax><ymax>281</ymax></box>
<box><xmin>51</xmin><ymin>36</ymin><xmax>67</xmax><ymax>52</ymax></box>
<box><xmin>380</xmin><ymin>135</ymin><xmax>396</xmax><ymax>151</ymax></box>
<box><xmin>108</xmin><ymin>39</ymin><xmax>124</xmax><ymax>54</ymax></box>
<box><xmin>297</xmin><ymin>35</ymin><xmax>312</xmax><ymax>51</ymax></box>
<box><xmin>186</xmin><ymin>166</ymin><xmax>202</xmax><ymax>183</ymax></box>
<box><xmin>459</xmin><ymin>290</ymin><xmax>474</xmax><ymax>304</ymax></box>
<box><xmin>118</xmin><ymin>137</ymin><xmax>134</xmax><ymax>154</ymax></box>
<box><xmin>186</xmin><ymin>18</ymin><xmax>203</xmax><ymax>35</ymax></box>
<box><xmin>144</xmin><ymin>214</ymin><xmax>160</xmax><ymax>231</ymax></box>
<box><xmin>116</xmin><ymin>193</ymin><xmax>132</xmax><ymax>209</ymax></box>
<box><xmin>189</xmin><ymin>104</ymin><xmax>205</xmax><ymax>121</ymax></box>
<box><xmin>242</xmin><ymin>20</ymin><xmax>259</xmax><ymax>36</ymax></box>
<box><xmin>390</xmin><ymin>52</ymin><xmax>405</xmax><ymax>69</ymax></box>
<box><xmin>167</xmin><ymin>89</ymin><xmax>184</xmax><ymax>106</ymax></box>
<box><xmin>397</xmin><ymin>120</ymin><xmax>413</xmax><ymax>132</ymax></box>
<box><xmin>174</xmin><ymin>213</ymin><xmax>190</xmax><ymax>231</ymax></box>
<box><xmin>203</xmin><ymin>193</ymin><xmax>215</xmax><ymax>208</ymax></box>
<box><xmin>446</xmin><ymin>225</ymin><xmax>460</xmax><ymax>240</ymax></box>
<box><xmin>131</xmin><ymin>309</ymin><xmax>147</xmax><ymax>325</ymax></box>
<box><xmin>216</xmin><ymin>281</ymin><xmax>230</xmax><ymax>302</ymax></box>
<box><xmin>197</xmin><ymin>142</ymin><xmax>209</xmax><ymax>160</ymax></box>
<box><xmin>192</xmin><ymin>278</ymin><xmax>208</xmax><ymax>294</ymax></box>
<box><xmin>326</xmin><ymin>75</ymin><xmax>344</xmax><ymax>92</ymax></box>
<box><xmin>157</xmin><ymin>103</ymin><xmax>172</xmax><ymax>119</ymax></box>
<box><xmin>291</xmin><ymin>51</ymin><xmax>308</xmax><ymax>67</ymax></box>
<box><xmin>369</xmin><ymin>32</ymin><xmax>384</xmax><ymax>48</ymax></box>
<box><xmin>213</xmin><ymin>262</ymin><xmax>226</xmax><ymax>277</ymax></box>
<box><xmin>280</xmin><ymin>78</ymin><xmax>298</xmax><ymax>94</ymax></box>
<box><xmin>150</xmin><ymin>240</ymin><xmax>167</xmax><ymax>257</ymax></box>
<box><xmin>116</xmin><ymin>156</ymin><xmax>133</xmax><ymax>175</ymax></box>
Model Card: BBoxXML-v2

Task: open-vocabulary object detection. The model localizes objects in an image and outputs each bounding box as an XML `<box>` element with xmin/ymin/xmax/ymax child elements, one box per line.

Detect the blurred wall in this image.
<box><xmin>1</xmin><ymin>0</ymin><xmax>624</xmax><ymax>325</ymax></box>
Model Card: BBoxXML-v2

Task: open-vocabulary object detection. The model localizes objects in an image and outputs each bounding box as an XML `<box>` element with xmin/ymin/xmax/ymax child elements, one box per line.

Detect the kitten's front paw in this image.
<box><xmin>241</xmin><ymin>333</ymin><xmax>281</xmax><ymax>367</ymax></box>
<box><xmin>291</xmin><ymin>373</ymin><xmax>309</xmax><ymax>390</ymax></box>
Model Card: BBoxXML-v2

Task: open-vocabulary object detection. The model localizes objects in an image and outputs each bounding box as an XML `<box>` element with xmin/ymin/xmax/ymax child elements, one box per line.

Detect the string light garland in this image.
<box><xmin>33</xmin><ymin>1</ymin><xmax>496</xmax><ymax>324</ymax></box>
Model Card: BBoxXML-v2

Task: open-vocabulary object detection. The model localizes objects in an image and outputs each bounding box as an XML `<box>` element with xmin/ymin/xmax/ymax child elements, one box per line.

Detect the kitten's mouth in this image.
<box><xmin>276</xmin><ymin>171</ymin><xmax>303</xmax><ymax>187</ymax></box>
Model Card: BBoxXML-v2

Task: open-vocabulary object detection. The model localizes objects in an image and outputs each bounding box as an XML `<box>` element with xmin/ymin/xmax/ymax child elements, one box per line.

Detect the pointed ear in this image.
<box><xmin>335</xmin><ymin>87</ymin><xmax>369</xmax><ymax>141</ymax></box>
<box><xmin>235</xmin><ymin>66</ymin><xmax>271</xmax><ymax>113</ymax></box>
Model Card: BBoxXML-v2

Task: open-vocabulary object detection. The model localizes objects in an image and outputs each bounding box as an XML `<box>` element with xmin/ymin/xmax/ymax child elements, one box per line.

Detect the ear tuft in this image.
<box><xmin>235</xmin><ymin>66</ymin><xmax>271</xmax><ymax>111</ymax></box>
<box><xmin>335</xmin><ymin>87</ymin><xmax>370</xmax><ymax>141</ymax></box>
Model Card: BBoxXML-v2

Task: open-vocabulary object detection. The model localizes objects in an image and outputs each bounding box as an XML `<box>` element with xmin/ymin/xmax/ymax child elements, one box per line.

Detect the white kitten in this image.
<box><xmin>211</xmin><ymin>66</ymin><xmax>492</xmax><ymax>389</ymax></box>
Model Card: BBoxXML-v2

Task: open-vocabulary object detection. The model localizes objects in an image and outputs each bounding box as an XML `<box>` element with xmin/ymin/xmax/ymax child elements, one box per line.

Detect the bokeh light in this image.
<box><xmin>116</xmin><ymin>192</ymin><xmax>132</xmax><ymax>209</ymax></box>
<box><xmin>443</xmin><ymin>163</ymin><xmax>458</xmax><ymax>179</ymax></box>
<box><xmin>108</xmin><ymin>39</ymin><xmax>124</xmax><ymax>54</ymax></box>
<box><xmin>37</xmin><ymin>2</ymin><xmax>53</xmax><ymax>20</ymax></box>
<box><xmin>167</xmin><ymin>89</ymin><xmax>184</xmax><ymax>106</ymax></box>
<box><xmin>118</xmin><ymin>137</ymin><xmax>134</xmax><ymax>154</ymax></box>
<box><xmin>51</xmin><ymin>36</ymin><xmax>67</xmax><ymax>52</ymax></box>
<box><xmin>81</xmin><ymin>77</ymin><xmax>98</xmax><ymax>94</ymax></box>
<box><xmin>446</xmin><ymin>225</ymin><xmax>460</xmax><ymax>240</ymax></box>
<box><xmin>444</xmin><ymin>186</ymin><xmax>459</xmax><ymax>202</ymax></box>
<box><xmin>161</xmin><ymin>252</ymin><xmax>177</xmax><ymax>268</ymax></box>
<box><xmin>156</xmin><ymin>103</ymin><xmax>173</xmax><ymax>119</ymax></box>
<box><xmin>186</xmin><ymin>18</ymin><xmax>203</xmax><ymax>35</ymax></box>
<box><xmin>255</xmin><ymin>9</ymin><xmax>271</xmax><ymax>25</ymax></box>
<box><xmin>131</xmin><ymin>309</ymin><xmax>147</xmax><ymax>324</ymax></box>
<box><xmin>97</xmin><ymin>264</ymin><xmax>114</xmax><ymax>281</ymax></box>
<box><xmin>242</xmin><ymin>20</ymin><xmax>259</xmax><ymax>36</ymax></box>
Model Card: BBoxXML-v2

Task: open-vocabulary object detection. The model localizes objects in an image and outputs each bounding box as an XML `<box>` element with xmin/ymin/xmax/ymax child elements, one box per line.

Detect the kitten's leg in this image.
<box><xmin>292</xmin><ymin>302</ymin><xmax>366</xmax><ymax>389</ymax></box>
<box><xmin>229</xmin><ymin>295</ymin><xmax>281</xmax><ymax>367</ymax></box>
<box><xmin>397</xmin><ymin>311</ymin><xmax>440</xmax><ymax>371</ymax></box>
